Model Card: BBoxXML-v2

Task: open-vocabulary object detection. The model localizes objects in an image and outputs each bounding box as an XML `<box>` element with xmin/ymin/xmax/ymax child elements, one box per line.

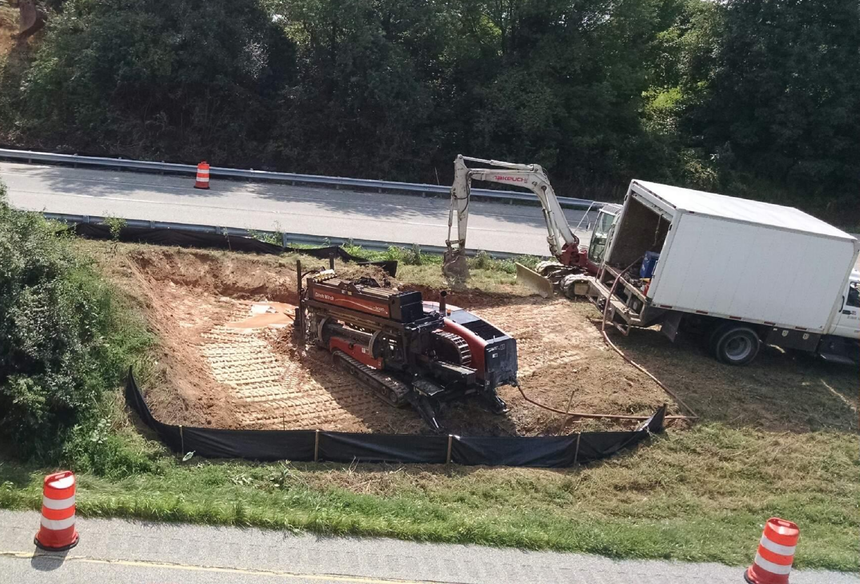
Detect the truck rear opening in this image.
<box><xmin>587</xmin><ymin>193</ymin><xmax>671</xmax><ymax>332</ymax></box>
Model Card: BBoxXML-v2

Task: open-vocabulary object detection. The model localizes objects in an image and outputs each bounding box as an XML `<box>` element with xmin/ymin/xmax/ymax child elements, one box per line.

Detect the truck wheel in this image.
<box><xmin>712</xmin><ymin>324</ymin><xmax>760</xmax><ymax>366</ymax></box>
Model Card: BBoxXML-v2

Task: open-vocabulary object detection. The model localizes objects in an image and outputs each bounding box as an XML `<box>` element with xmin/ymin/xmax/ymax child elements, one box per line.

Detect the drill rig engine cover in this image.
<box><xmin>296</xmin><ymin>267</ymin><xmax>518</xmax><ymax>431</ymax></box>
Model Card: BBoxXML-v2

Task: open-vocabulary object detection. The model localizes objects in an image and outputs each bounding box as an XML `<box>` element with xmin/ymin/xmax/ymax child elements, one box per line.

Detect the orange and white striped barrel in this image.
<box><xmin>194</xmin><ymin>161</ymin><xmax>210</xmax><ymax>189</ymax></box>
<box><xmin>34</xmin><ymin>471</ymin><xmax>79</xmax><ymax>551</ymax></box>
<box><xmin>745</xmin><ymin>518</ymin><xmax>799</xmax><ymax>584</ymax></box>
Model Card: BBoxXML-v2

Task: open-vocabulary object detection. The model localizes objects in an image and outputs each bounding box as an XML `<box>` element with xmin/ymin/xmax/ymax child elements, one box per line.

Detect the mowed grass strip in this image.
<box><xmin>1</xmin><ymin>423</ymin><xmax>856</xmax><ymax>571</ymax></box>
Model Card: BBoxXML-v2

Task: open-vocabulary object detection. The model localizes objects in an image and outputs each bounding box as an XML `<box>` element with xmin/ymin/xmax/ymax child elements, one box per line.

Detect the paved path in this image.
<box><xmin>0</xmin><ymin>162</ymin><xmax>596</xmax><ymax>256</ymax></box>
<box><xmin>1</xmin><ymin>511</ymin><xmax>855</xmax><ymax>584</ymax></box>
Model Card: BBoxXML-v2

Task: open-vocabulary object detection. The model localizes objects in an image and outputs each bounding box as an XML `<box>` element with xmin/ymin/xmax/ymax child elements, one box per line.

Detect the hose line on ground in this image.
<box><xmin>514</xmin><ymin>383</ymin><xmax>691</xmax><ymax>421</ymax></box>
<box><xmin>600</xmin><ymin>261</ymin><xmax>699</xmax><ymax>420</ymax></box>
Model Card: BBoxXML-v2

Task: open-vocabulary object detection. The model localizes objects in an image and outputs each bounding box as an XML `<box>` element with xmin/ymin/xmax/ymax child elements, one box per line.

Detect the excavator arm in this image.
<box><xmin>443</xmin><ymin>155</ymin><xmax>580</xmax><ymax>281</ymax></box>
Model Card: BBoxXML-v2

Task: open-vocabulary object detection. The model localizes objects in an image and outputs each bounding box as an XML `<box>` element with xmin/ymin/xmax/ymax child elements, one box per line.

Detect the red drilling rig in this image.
<box><xmin>295</xmin><ymin>262</ymin><xmax>518</xmax><ymax>431</ymax></box>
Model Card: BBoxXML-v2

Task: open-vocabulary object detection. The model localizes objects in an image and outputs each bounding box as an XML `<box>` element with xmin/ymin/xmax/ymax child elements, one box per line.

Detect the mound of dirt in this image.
<box><xmin>110</xmin><ymin>247</ymin><xmax>678</xmax><ymax>435</ymax></box>
<box><xmin>128</xmin><ymin>248</ymin><xmax>298</xmax><ymax>302</ymax></box>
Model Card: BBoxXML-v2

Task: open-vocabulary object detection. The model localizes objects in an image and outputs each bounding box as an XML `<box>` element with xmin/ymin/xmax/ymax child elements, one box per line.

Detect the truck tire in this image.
<box><xmin>711</xmin><ymin>324</ymin><xmax>761</xmax><ymax>366</ymax></box>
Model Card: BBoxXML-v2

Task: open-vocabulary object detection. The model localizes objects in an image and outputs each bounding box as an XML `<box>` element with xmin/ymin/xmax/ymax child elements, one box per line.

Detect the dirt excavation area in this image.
<box><xmin>103</xmin><ymin>246</ymin><xmax>682</xmax><ymax>436</ymax></box>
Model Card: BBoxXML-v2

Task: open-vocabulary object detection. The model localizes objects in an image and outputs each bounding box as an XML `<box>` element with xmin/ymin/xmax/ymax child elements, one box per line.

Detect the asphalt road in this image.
<box><xmin>1</xmin><ymin>511</ymin><xmax>856</xmax><ymax>584</ymax></box>
<box><xmin>0</xmin><ymin>162</ymin><xmax>596</xmax><ymax>256</ymax></box>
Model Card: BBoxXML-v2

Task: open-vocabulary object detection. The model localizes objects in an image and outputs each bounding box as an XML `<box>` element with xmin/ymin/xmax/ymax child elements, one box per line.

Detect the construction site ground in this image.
<box><xmin>84</xmin><ymin>241</ymin><xmax>857</xmax><ymax>439</ymax></box>
<box><xmin>95</xmin><ymin>243</ymin><xmax>682</xmax><ymax>435</ymax></box>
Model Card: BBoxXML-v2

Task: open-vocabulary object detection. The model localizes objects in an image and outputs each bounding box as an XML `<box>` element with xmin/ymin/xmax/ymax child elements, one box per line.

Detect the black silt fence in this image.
<box><xmin>126</xmin><ymin>372</ymin><xmax>665</xmax><ymax>468</ymax></box>
<box><xmin>72</xmin><ymin>223</ymin><xmax>398</xmax><ymax>276</ymax></box>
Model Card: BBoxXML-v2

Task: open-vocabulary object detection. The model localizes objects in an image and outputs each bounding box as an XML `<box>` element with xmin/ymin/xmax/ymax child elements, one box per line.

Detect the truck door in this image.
<box><xmin>832</xmin><ymin>279</ymin><xmax>860</xmax><ymax>338</ymax></box>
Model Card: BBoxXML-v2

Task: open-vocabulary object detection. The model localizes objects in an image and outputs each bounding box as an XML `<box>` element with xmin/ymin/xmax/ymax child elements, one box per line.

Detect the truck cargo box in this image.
<box><xmin>604</xmin><ymin>181</ymin><xmax>860</xmax><ymax>333</ymax></box>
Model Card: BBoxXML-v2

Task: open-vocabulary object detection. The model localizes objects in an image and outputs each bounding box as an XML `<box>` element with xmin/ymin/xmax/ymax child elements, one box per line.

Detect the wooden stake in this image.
<box><xmin>314</xmin><ymin>429</ymin><xmax>320</xmax><ymax>462</ymax></box>
<box><xmin>446</xmin><ymin>434</ymin><xmax>453</xmax><ymax>465</ymax></box>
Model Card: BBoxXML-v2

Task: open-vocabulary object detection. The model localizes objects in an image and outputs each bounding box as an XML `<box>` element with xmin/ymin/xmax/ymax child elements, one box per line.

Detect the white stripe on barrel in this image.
<box><xmin>42</xmin><ymin>494</ymin><xmax>75</xmax><ymax>510</ymax></box>
<box><xmin>754</xmin><ymin>553</ymin><xmax>793</xmax><ymax>575</ymax></box>
<box><xmin>41</xmin><ymin>516</ymin><xmax>76</xmax><ymax>531</ymax></box>
<box><xmin>760</xmin><ymin>535</ymin><xmax>796</xmax><ymax>557</ymax></box>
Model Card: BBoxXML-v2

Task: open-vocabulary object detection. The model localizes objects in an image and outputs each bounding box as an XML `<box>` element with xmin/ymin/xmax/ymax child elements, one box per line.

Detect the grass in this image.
<box><xmin>1</xmin><ymin>424</ymin><xmax>856</xmax><ymax>570</ymax></box>
<box><xmin>0</xmin><ymin>237</ymin><xmax>857</xmax><ymax>572</ymax></box>
<box><xmin>342</xmin><ymin>243</ymin><xmax>542</xmax><ymax>291</ymax></box>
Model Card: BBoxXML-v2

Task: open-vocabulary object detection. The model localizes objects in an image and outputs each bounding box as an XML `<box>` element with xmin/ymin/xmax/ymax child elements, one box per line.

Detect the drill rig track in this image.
<box><xmin>332</xmin><ymin>350</ymin><xmax>410</xmax><ymax>408</ymax></box>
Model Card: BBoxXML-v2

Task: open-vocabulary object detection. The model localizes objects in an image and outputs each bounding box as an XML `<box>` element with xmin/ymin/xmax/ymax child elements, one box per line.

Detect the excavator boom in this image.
<box><xmin>443</xmin><ymin>154</ymin><xmax>581</xmax><ymax>282</ymax></box>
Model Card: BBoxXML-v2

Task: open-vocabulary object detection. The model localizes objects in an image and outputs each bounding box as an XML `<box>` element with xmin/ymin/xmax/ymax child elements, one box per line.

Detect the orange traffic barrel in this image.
<box><xmin>745</xmin><ymin>518</ymin><xmax>799</xmax><ymax>584</ymax></box>
<box><xmin>195</xmin><ymin>161</ymin><xmax>210</xmax><ymax>189</ymax></box>
<box><xmin>34</xmin><ymin>471</ymin><xmax>79</xmax><ymax>551</ymax></box>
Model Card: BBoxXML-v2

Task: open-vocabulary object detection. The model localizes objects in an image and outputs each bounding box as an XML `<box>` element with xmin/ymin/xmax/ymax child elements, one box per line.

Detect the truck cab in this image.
<box><xmin>832</xmin><ymin>271</ymin><xmax>860</xmax><ymax>339</ymax></box>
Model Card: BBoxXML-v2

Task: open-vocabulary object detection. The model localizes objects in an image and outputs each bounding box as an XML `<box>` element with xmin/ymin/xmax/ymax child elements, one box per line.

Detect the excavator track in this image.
<box><xmin>332</xmin><ymin>350</ymin><xmax>410</xmax><ymax>408</ymax></box>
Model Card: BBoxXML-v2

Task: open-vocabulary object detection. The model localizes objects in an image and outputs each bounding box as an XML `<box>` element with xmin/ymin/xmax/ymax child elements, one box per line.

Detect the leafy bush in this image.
<box><xmin>0</xmin><ymin>184</ymin><xmax>152</xmax><ymax>461</ymax></box>
<box><xmin>382</xmin><ymin>245</ymin><xmax>427</xmax><ymax>266</ymax></box>
<box><xmin>470</xmin><ymin>250</ymin><xmax>492</xmax><ymax>270</ymax></box>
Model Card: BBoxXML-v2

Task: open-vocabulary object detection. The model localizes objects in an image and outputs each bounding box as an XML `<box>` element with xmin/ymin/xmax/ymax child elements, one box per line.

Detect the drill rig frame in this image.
<box><xmin>295</xmin><ymin>261</ymin><xmax>518</xmax><ymax>431</ymax></box>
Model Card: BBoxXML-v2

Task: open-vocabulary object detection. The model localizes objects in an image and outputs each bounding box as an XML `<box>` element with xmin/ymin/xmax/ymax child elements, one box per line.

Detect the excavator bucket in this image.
<box><xmin>442</xmin><ymin>249</ymin><xmax>469</xmax><ymax>283</ymax></box>
<box><xmin>516</xmin><ymin>262</ymin><xmax>553</xmax><ymax>298</ymax></box>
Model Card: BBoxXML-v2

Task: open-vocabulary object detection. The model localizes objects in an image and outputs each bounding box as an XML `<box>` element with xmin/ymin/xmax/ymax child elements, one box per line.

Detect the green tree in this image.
<box><xmin>0</xmin><ymin>184</ymin><xmax>150</xmax><ymax>459</ymax></box>
<box><xmin>270</xmin><ymin>0</ymin><xmax>446</xmax><ymax>178</ymax></box>
<box><xmin>449</xmin><ymin>0</ymin><xmax>677</xmax><ymax>197</ymax></box>
<box><xmin>695</xmin><ymin>0</ymin><xmax>860</xmax><ymax>190</ymax></box>
<box><xmin>640</xmin><ymin>0</ymin><xmax>725</xmax><ymax>188</ymax></box>
<box><xmin>18</xmin><ymin>0</ymin><xmax>294</xmax><ymax>165</ymax></box>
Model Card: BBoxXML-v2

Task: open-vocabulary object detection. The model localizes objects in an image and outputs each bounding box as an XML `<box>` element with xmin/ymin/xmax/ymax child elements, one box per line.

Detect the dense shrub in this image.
<box><xmin>0</xmin><ymin>184</ymin><xmax>151</xmax><ymax>461</ymax></box>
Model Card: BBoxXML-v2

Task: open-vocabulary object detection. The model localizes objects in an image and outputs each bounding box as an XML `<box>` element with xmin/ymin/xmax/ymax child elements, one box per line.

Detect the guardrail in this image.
<box><xmin>43</xmin><ymin>212</ymin><xmax>527</xmax><ymax>259</ymax></box>
<box><xmin>1</xmin><ymin>147</ymin><xmax>600</xmax><ymax>210</ymax></box>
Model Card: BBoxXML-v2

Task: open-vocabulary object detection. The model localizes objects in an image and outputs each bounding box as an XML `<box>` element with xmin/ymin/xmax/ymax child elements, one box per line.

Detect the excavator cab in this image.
<box><xmin>587</xmin><ymin>204</ymin><xmax>622</xmax><ymax>266</ymax></box>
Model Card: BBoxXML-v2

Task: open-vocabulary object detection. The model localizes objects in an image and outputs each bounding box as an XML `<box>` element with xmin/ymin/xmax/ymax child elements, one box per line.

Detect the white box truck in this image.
<box><xmin>586</xmin><ymin>180</ymin><xmax>860</xmax><ymax>365</ymax></box>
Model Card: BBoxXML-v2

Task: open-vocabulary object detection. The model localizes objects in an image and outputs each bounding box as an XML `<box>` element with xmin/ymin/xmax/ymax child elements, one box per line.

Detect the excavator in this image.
<box><xmin>442</xmin><ymin>154</ymin><xmax>621</xmax><ymax>297</ymax></box>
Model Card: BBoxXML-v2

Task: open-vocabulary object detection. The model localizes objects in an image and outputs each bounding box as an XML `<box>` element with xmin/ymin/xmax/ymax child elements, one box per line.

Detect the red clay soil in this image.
<box><xmin>111</xmin><ymin>247</ymin><xmax>679</xmax><ymax>435</ymax></box>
